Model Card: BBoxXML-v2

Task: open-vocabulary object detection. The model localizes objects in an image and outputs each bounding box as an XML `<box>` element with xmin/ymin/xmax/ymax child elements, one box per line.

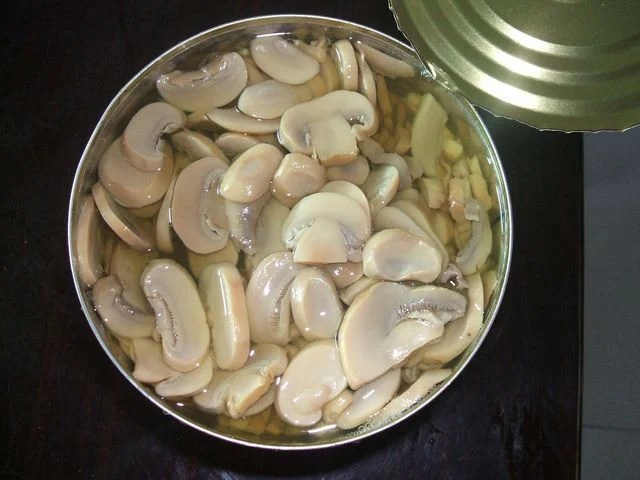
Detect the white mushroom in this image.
<box><xmin>91</xmin><ymin>182</ymin><xmax>155</xmax><ymax>252</ymax></box>
<box><xmin>411</xmin><ymin>94</ymin><xmax>448</xmax><ymax>177</ymax></box>
<box><xmin>361</xmin><ymin>165</ymin><xmax>400</xmax><ymax>215</ymax></box>
<box><xmin>290</xmin><ymin>267</ymin><xmax>343</xmax><ymax>341</ymax></box>
<box><xmin>394</xmin><ymin>187</ymin><xmax>421</xmax><ymax>203</ymax></box>
<box><xmin>219</xmin><ymin>143</ymin><xmax>283</xmax><ymax>203</ymax></box>
<box><xmin>121</xmin><ymin>102</ymin><xmax>186</xmax><ymax>172</ymax></box>
<box><xmin>320</xmin><ymin>262</ymin><xmax>363</xmax><ymax>289</ymax></box>
<box><xmin>336</xmin><ymin>368</ymin><xmax>401</xmax><ymax>430</ymax></box>
<box><xmin>141</xmin><ymin>259</ymin><xmax>210</xmax><ymax>372</ymax></box>
<box><xmin>243</xmin><ymin>56</ymin><xmax>268</xmax><ymax>85</ymax></box>
<box><xmin>238</xmin><ymin>79</ymin><xmax>312</xmax><ymax>120</ymax></box>
<box><xmin>75</xmin><ymin>195</ymin><xmax>104</xmax><ymax>287</ymax></box>
<box><xmin>250</xmin><ymin>198</ymin><xmax>290</xmax><ymax>269</ymax></box>
<box><xmin>370</xmin><ymin>153</ymin><xmax>412</xmax><ymax>190</ymax></box>
<box><xmin>243</xmin><ymin>385</ymin><xmax>277</xmax><ymax>416</ymax></box>
<box><xmin>92</xmin><ymin>275</ymin><xmax>155</xmax><ymax>338</ymax></box>
<box><xmin>131</xmin><ymin>338</ymin><xmax>178</xmax><ymax>384</ymax></box>
<box><xmin>156</xmin><ymin>52</ymin><xmax>248</xmax><ymax>112</ymax></box>
<box><xmin>188</xmin><ymin>107</ymin><xmax>280</xmax><ymax>135</ymax></box>
<box><xmin>373</xmin><ymin>205</ymin><xmax>432</xmax><ymax>240</ymax></box>
<box><xmin>225</xmin><ymin>192</ymin><xmax>271</xmax><ymax>255</ymax></box>
<box><xmin>108</xmin><ymin>240</ymin><xmax>157</xmax><ymax>313</ymax></box>
<box><xmin>338</xmin><ymin>276</ymin><xmax>380</xmax><ymax>305</ymax></box>
<box><xmin>171</xmin><ymin>156</ymin><xmax>229</xmax><ymax>254</ymax></box>
<box><xmin>355</xmin><ymin>47</ymin><xmax>377</xmax><ymax>106</ymax></box>
<box><xmin>293</xmin><ymin>218</ymin><xmax>349</xmax><ymax>264</ymax></box>
<box><xmin>275</xmin><ymin>340</ymin><xmax>347</xmax><ymax>427</ymax></box>
<box><xmin>354</xmin><ymin>42</ymin><xmax>416</xmax><ymax>79</ymax></box>
<box><xmin>198</xmin><ymin>263</ymin><xmax>250</xmax><ymax>370</ymax></box>
<box><xmin>155</xmin><ymin>353</ymin><xmax>214</xmax><ymax>398</ymax></box>
<box><xmin>250</xmin><ymin>35</ymin><xmax>319</xmax><ymax>85</ymax></box>
<box><xmin>293</xmin><ymin>36</ymin><xmax>328</xmax><ymax>63</ymax></box>
<box><xmin>155</xmin><ymin>153</ymin><xmax>186</xmax><ymax>254</ymax></box>
<box><xmin>362</xmin><ymin>229</ymin><xmax>442</xmax><ymax>284</ymax></box>
<box><xmin>320</xmin><ymin>180</ymin><xmax>371</xmax><ymax>226</ymax></box>
<box><xmin>271</xmin><ymin>153</ymin><xmax>326</xmax><ymax>207</ymax></box>
<box><xmin>319</xmin><ymin>57</ymin><xmax>341</xmax><ymax>92</ymax></box>
<box><xmin>330</xmin><ymin>39</ymin><xmax>358</xmax><ymax>91</ymax></box>
<box><xmin>214</xmin><ymin>132</ymin><xmax>261</xmax><ymax>158</ymax></box>
<box><xmin>245</xmin><ymin>252</ymin><xmax>303</xmax><ymax>345</ymax></box>
<box><xmin>130</xmin><ymin>200</ymin><xmax>162</xmax><ymax>219</ymax></box>
<box><xmin>188</xmin><ymin>241</ymin><xmax>239</xmax><ymax>279</ymax></box>
<box><xmin>338</xmin><ymin>281</ymin><xmax>466</xmax><ymax>389</ymax></box>
<box><xmin>308</xmin><ymin>114</ymin><xmax>358</xmax><ymax>166</ymax></box>
<box><xmin>456</xmin><ymin>200</ymin><xmax>492</xmax><ymax>275</ymax></box>
<box><xmin>326</xmin><ymin>154</ymin><xmax>370</xmax><ymax>185</ymax></box>
<box><xmin>170</xmin><ymin>128</ymin><xmax>229</xmax><ymax>163</ymax></box>
<box><xmin>322</xmin><ymin>390</ymin><xmax>354</xmax><ymax>424</ymax></box>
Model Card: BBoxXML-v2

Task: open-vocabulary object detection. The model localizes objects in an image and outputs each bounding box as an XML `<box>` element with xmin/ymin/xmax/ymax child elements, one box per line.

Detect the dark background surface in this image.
<box><xmin>0</xmin><ymin>1</ymin><xmax>582</xmax><ymax>479</ymax></box>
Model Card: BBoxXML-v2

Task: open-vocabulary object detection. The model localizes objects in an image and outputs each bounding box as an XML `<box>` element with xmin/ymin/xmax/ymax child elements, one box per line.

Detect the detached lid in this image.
<box><xmin>389</xmin><ymin>0</ymin><xmax>640</xmax><ymax>131</ymax></box>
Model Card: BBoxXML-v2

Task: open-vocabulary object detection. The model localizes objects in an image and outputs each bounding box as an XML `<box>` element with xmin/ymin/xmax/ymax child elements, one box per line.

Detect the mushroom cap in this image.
<box><xmin>198</xmin><ymin>263</ymin><xmax>250</xmax><ymax>371</ymax></box>
<box><xmin>250</xmin><ymin>35</ymin><xmax>319</xmax><ymax>86</ymax></box>
<box><xmin>293</xmin><ymin>218</ymin><xmax>348</xmax><ymax>265</ymax></box>
<box><xmin>354</xmin><ymin>42</ymin><xmax>416</xmax><ymax>79</ymax></box>
<box><xmin>275</xmin><ymin>340</ymin><xmax>347</xmax><ymax>427</ymax></box>
<box><xmin>338</xmin><ymin>281</ymin><xmax>466</xmax><ymax>389</ymax></box>
<box><xmin>121</xmin><ymin>102</ymin><xmax>186</xmax><ymax>172</ymax></box>
<box><xmin>219</xmin><ymin>143</ymin><xmax>283</xmax><ymax>203</ymax></box>
<box><xmin>371</xmin><ymin>153</ymin><xmax>412</xmax><ymax>190</ymax></box>
<box><xmin>320</xmin><ymin>261</ymin><xmax>363</xmax><ymax>289</ymax></box>
<box><xmin>131</xmin><ymin>338</ymin><xmax>178</xmax><ymax>384</ymax></box>
<box><xmin>225</xmin><ymin>192</ymin><xmax>271</xmax><ymax>255</ymax></box>
<box><xmin>141</xmin><ymin>259</ymin><xmax>210</xmax><ymax>373</ymax></box>
<box><xmin>75</xmin><ymin>194</ymin><xmax>104</xmax><ymax>287</ymax></box>
<box><xmin>355</xmin><ymin>47</ymin><xmax>377</xmax><ymax>106</ymax></box>
<box><xmin>188</xmin><ymin>107</ymin><xmax>280</xmax><ymax>135</ymax></box>
<box><xmin>271</xmin><ymin>153</ymin><xmax>326</xmax><ymax>208</ymax></box>
<box><xmin>251</xmin><ymin>197</ymin><xmax>290</xmax><ymax>268</ymax></box>
<box><xmin>109</xmin><ymin>240</ymin><xmax>157</xmax><ymax>312</ymax></box>
<box><xmin>214</xmin><ymin>132</ymin><xmax>261</xmax><ymax>158</ymax></box>
<box><xmin>320</xmin><ymin>180</ymin><xmax>371</xmax><ymax>226</ymax></box>
<box><xmin>361</xmin><ymin>165</ymin><xmax>400</xmax><ymax>215</ymax></box>
<box><xmin>326</xmin><ymin>154</ymin><xmax>370</xmax><ymax>186</ymax></box>
<box><xmin>330</xmin><ymin>39</ymin><xmax>359</xmax><ymax>91</ymax></box>
<box><xmin>170</xmin><ymin>129</ymin><xmax>229</xmax><ymax>163</ymax></box>
<box><xmin>155</xmin><ymin>353</ymin><xmax>214</xmax><ymax>398</ymax></box>
<box><xmin>238</xmin><ymin>79</ymin><xmax>312</xmax><ymax>120</ymax></box>
<box><xmin>171</xmin><ymin>156</ymin><xmax>229</xmax><ymax>254</ymax></box>
<box><xmin>156</xmin><ymin>52</ymin><xmax>248</xmax><ymax>112</ymax></box>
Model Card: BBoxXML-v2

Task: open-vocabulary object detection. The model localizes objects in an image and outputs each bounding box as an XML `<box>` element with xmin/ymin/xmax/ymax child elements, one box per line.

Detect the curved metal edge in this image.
<box><xmin>68</xmin><ymin>13</ymin><xmax>513</xmax><ymax>451</ymax></box>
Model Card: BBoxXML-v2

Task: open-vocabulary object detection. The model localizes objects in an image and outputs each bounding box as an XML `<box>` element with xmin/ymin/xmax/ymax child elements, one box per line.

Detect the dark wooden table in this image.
<box><xmin>0</xmin><ymin>1</ymin><xmax>582</xmax><ymax>478</ymax></box>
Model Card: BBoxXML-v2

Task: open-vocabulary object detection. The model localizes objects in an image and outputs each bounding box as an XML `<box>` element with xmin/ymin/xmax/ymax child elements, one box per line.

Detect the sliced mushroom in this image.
<box><xmin>354</xmin><ymin>42</ymin><xmax>415</xmax><ymax>79</ymax></box>
<box><xmin>326</xmin><ymin>154</ymin><xmax>369</xmax><ymax>185</ymax></box>
<box><xmin>336</xmin><ymin>368</ymin><xmax>401</xmax><ymax>430</ymax></box>
<box><xmin>219</xmin><ymin>143</ymin><xmax>283</xmax><ymax>203</ymax></box>
<box><xmin>481</xmin><ymin>269</ymin><xmax>497</xmax><ymax>308</ymax></box>
<box><xmin>320</xmin><ymin>262</ymin><xmax>363</xmax><ymax>289</ymax></box>
<box><xmin>188</xmin><ymin>240</ymin><xmax>239</xmax><ymax>279</ymax></box>
<box><xmin>338</xmin><ymin>276</ymin><xmax>379</xmax><ymax>306</ymax></box>
<box><xmin>121</xmin><ymin>102</ymin><xmax>186</xmax><ymax>172</ymax></box>
<box><xmin>245</xmin><ymin>252</ymin><xmax>303</xmax><ymax>345</ymax></box>
<box><xmin>370</xmin><ymin>153</ymin><xmax>411</xmax><ymax>190</ymax></box>
<box><xmin>394</xmin><ymin>187</ymin><xmax>421</xmax><ymax>203</ymax></box>
<box><xmin>278</xmin><ymin>90</ymin><xmax>378</xmax><ymax>158</ymax></box>
<box><xmin>358</xmin><ymin>137</ymin><xmax>385</xmax><ymax>161</ymax></box>
<box><xmin>293</xmin><ymin>218</ymin><xmax>348</xmax><ymax>264</ymax></box>
<box><xmin>155</xmin><ymin>353</ymin><xmax>214</xmax><ymax>398</ymax></box>
<box><xmin>339</xmin><ymin>281</ymin><xmax>466</xmax><ymax>389</ymax></box>
<box><xmin>170</xmin><ymin>129</ymin><xmax>229</xmax><ymax>163</ymax></box>
<box><xmin>309</xmin><ymin>114</ymin><xmax>359</xmax><ymax>166</ymax></box>
<box><xmin>131</xmin><ymin>338</ymin><xmax>179</xmax><ymax>384</ymax></box>
<box><xmin>141</xmin><ymin>259</ymin><xmax>210</xmax><ymax>372</ymax></box>
<box><xmin>319</xmin><ymin>57</ymin><xmax>341</xmax><ymax>92</ymax></box>
<box><xmin>244</xmin><ymin>56</ymin><xmax>268</xmax><ymax>85</ymax></box>
<box><xmin>92</xmin><ymin>275</ymin><xmax>155</xmax><ymax>338</ymax></box>
<box><xmin>109</xmin><ymin>240</ymin><xmax>157</xmax><ymax>312</ymax></box>
<box><xmin>250</xmin><ymin>35</ymin><xmax>319</xmax><ymax>85</ymax></box>
<box><xmin>275</xmin><ymin>340</ymin><xmax>347</xmax><ymax>427</ymax></box>
<box><xmin>271</xmin><ymin>153</ymin><xmax>326</xmax><ymax>207</ymax></box>
<box><xmin>194</xmin><ymin>344</ymin><xmax>288</xmax><ymax>418</ymax></box>
<box><xmin>214</xmin><ymin>132</ymin><xmax>261</xmax><ymax>158</ymax></box>
<box><xmin>411</xmin><ymin>94</ymin><xmax>448</xmax><ymax>177</ymax></box>
<box><xmin>304</xmin><ymin>73</ymin><xmax>328</xmax><ymax>98</ymax></box>
<box><xmin>330</xmin><ymin>40</ymin><xmax>358</xmax><ymax>91</ymax></box>
<box><xmin>293</xmin><ymin>36</ymin><xmax>328</xmax><ymax>63</ymax></box>
<box><xmin>171</xmin><ymin>156</ymin><xmax>228</xmax><ymax>254</ymax></box>
<box><xmin>320</xmin><ymin>180</ymin><xmax>371</xmax><ymax>228</ymax></box>
<box><xmin>238</xmin><ymin>80</ymin><xmax>312</xmax><ymax>120</ymax></box>
<box><xmin>225</xmin><ymin>192</ymin><xmax>270</xmax><ymax>255</ymax></box>
<box><xmin>373</xmin><ymin>206</ymin><xmax>430</xmax><ymax>241</ymax></box>
<box><xmin>156</xmin><ymin>53</ymin><xmax>247</xmax><ymax>112</ymax></box>
<box><xmin>130</xmin><ymin>200</ymin><xmax>162</xmax><ymax>219</ymax></box>
<box><xmin>75</xmin><ymin>195</ymin><xmax>104</xmax><ymax>287</ymax></box>
<box><xmin>361</xmin><ymin>165</ymin><xmax>400</xmax><ymax>215</ymax></box>
<box><xmin>251</xmin><ymin>198</ymin><xmax>290</xmax><ymax>268</ymax></box>
<box><xmin>188</xmin><ymin>108</ymin><xmax>280</xmax><ymax>135</ymax></box>
<box><xmin>91</xmin><ymin>182</ymin><xmax>156</xmax><ymax>252</ymax></box>
<box><xmin>440</xmin><ymin>263</ymin><xmax>468</xmax><ymax>290</ymax></box>
<box><xmin>363</xmin><ymin>229</ymin><xmax>442</xmax><ymax>284</ymax></box>
<box><xmin>456</xmin><ymin>200</ymin><xmax>492</xmax><ymax>275</ymax></box>
<box><xmin>322</xmin><ymin>390</ymin><xmax>353</xmax><ymax>424</ymax></box>
<box><xmin>356</xmin><ymin>47</ymin><xmax>377</xmax><ymax>106</ymax></box>
<box><xmin>99</xmin><ymin>136</ymin><xmax>174</xmax><ymax>208</ymax></box>
<box><xmin>290</xmin><ymin>267</ymin><xmax>343</xmax><ymax>341</ymax></box>
<box><xmin>244</xmin><ymin>384</ymin><xmax>277</xmax><ymax>416</ymax></box>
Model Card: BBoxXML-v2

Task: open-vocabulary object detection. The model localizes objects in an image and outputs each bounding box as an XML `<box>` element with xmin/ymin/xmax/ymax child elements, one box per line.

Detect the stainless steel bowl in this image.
<box><xmin>68</xmin><ymin>14</ymin><xmax>512</xmax><ymax>450</ymax></box>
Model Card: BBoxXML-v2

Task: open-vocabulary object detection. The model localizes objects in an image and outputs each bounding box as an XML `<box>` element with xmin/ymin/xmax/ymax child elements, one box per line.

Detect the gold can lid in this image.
<box><xmin>389</xmin><ymin>0</ymin><xmax>640</xmax><ymax>131</ymax></box>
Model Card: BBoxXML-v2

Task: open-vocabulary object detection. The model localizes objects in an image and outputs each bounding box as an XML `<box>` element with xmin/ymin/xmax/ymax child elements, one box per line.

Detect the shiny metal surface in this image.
<box><xmin>68</xmin><ymin>14</ymin><xmax>512</xmax><ymax>449</ymax></box>
<box><xmin>389</xmin><ymin>0</ymin><xmax>640</xmax><ymax>131</ymax></box>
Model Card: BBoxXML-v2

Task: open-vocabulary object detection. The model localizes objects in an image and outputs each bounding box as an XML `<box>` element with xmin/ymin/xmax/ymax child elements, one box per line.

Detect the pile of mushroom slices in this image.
<box><xmin>75</xmin><ymin>33</ymin><xmax>500</xmax><ymax>435</ymax></box>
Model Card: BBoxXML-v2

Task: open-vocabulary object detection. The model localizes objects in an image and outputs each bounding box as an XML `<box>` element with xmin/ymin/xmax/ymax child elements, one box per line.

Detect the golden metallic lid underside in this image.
<box><xmin>389</xmin><ymin>0</ymin><xmax>640</xmax><ymax>131</ymax></box>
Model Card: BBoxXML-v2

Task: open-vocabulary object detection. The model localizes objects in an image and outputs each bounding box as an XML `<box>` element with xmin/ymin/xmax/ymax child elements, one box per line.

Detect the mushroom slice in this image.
<box><xmin>238</xmin><ymin>79</ymin><xmax>312</xmax><ymax>120</ymax></box>
<box><xmin>198</xmin><ymin>263</ymin><xmax>250</xmax><ymax>371</ymax></box>
<box><xmin>188</xmin><ymin>108</ymin><xmax>280</xmax><ymax>135</ymax></box>
<box><xmin>358</xmin><ymin>138</ymin><xmax>385</xmax><ymax>162</ymax></box>
<box><xmin>225</xmin><ymin>192</ymin><xmax>270</xmax><ymax>255</ymax></box>
<box><xmin>320</xmin><ymin>262</ymin><xmax>363</xmax><ymax>289</ymax></box>
<box><xmin>109</xmin><ymin>240</ymin><xmax>157</xmax><ymax>312</ymax></box>
<box><xmin>171</xmin><ymin>156</ymin><xmax>229</xmax><ymax>254</ymax></box>
<box><xmin>322</xmin><ymin>390</ymin><xmax>354</xmax><ymax>424</ymax></box>
<box><xmin>319</xmin><ymin>57</ymin><xmax>341</xmax><ymax>92</ymax></box>
<box><xmin>336</xmin><ymin>368</ymin><xmax>401</xmax><ymax>430</ymax></box>
<box><xmin>214</xmin><ymin>132</ymin><xmax>261</xmax><ymax>158</ymax></box>
<box><xmin>440</xmin><ymin>263</ymin><xmax>469</xmax><ymax>290</ymax></box>
<box><xmin>361</xmin><ymin>165</ymin><xmax>400</xmax><ymax>215</ymax></box>
<box><xmin>370</xmin><ymin>153</ymin><xmax>411</xmax><ymax>190</ymax></box>
<box><xmin>356</xmin><ymin>48</ymin><xmax>377</xmax><ymax>106</ymax></box>
<box><xmin>372</xmin><ymin>369</ymin><xmax>451</xmax><ymax>426</ymax></box>
<box><xmin>354</xmin><ymin>43</ymin><xmax>416</xmax><ymax>79</ymax></box>
<box><xmin>171</xmin><ymin>129</ymin><xmax>229</xmax><ymax>163</ymax></box>
<box><xmin>330</xmin><ymin>40</ymin><xmax>359</xmax><ymax>91</ymax></box>
<box><xmin>293</xmin><ymin>218</ymin><xmax>348</xmax><ymax>264</ymax></box>
<box><xmin>99</xmin><ymin>137</ymin><xmax>174</xmax><ymax>208</ymax></box>
<box><xmin>308</xmin><ymin>114</ymin><xmax>358</xmax><ymax>166</ymax></box>
<box><xmin>91</xmin><ymin>182</ymin><xmax>155</xmax><ymax>252</ymax></box>
<box><xmin>131</xmin><ymin>338</ymin><xmax>178</xmax><ymax>384</ymax></box>
<box><xmin>291</xmin><ymin>267</ymin><xmax>343</xmax><ymax>341</ymax></box>
<box><xmin>251</xmin><ymin>198</ymin><xmax>290</xmax><ymax>268</ymax></box>
<box><xmin>363</xmin><ymin>229</ymin><xmax>442</xmax><ymax>284</ymax></box>
<box><xmin>250</xmin><ymin>35</ymin><xmax>319</xmax><ymax>85</ymax></box>
<box><xmin>293</xmin><ymin>36</ymin><xmax>328</xmax><ymax>63</ymax></box>
<box><xmin>338</xmin><ymin>281</ymin><xmax>465</xmax><ymax>389</ymax></box>
<box><xmin>456</xmin><ymin>200</ymin><xmax>492</xmax><ymax>275</ymax></box>
<box><xmin>373</xmin><ymin>206</ymin><xmax>431</xmax><ymax>240</ymax></box>
<box><xmin>130</xmin><ymin>200</ymin><xmax>162</xmax><ymax>219</ymax></box>
<box><xmin>339</xmin><ymin>276</ymin><xmax>379</xmax><ymax>305</ymax></box>
<box><xmin>246</xmin><ymin>252</ymin><xmax>303</xmax><ymax>344</ymax></box>
<box><xmin>278</xmin><ymin>90</ymin><xmax>378</xmax><ymax>156</ymax></box>
<box><xmin>92</xmin><ymin>275</ymin><xmax>155</xmax><ymax>338</ymax></box>
<box><xmin>155</xmin><ymin>151</ymin><xmax>191</xmax><ymax>254</ymax></box>
<box><xmin>411</xmin><ymin>273</ymin><xmax>483</xmax><ymax>365</ymax></box>
<box><xmin>411</xmin><ymin>94</ymin><xmax>448</xmax><ymax>177</ymax></box>
<box><xmin>282</xmin><ymin>191</ymin><xmax>371</xmax><ymax>263</ymax></box>
<box><xmin>271</xmin><ymin>153</ymin><xmax>326</xmax><ymax>207</ymax></box>
<box><xmin>155</xmin><ymin>353</ymin><xmax>214</xmax><ymax>398</ymax></box>
<box><xmin>394</xmin><ymin>187</ymin><xmax>421</xmax><ymax>203</ymax></box>
<box><xmin>194</xmin><ymin>344</ymin><xmax>288</xmax><ymax>418</ymax></box>
<box><xmin>156</xmin><ymin>52</ymin><xmax>248</xmax><ymax>112</ymax></box>
<box><xmin>219</xmin><ymin>144</ymin><xmax>283</xmax><ymax>203</ymax></box>
<box><xmin>121</xmin><ymin>102</ymin><xmax>186</xmax><ymax>172</ymax></box>
<box><xmin>188</xmin><ymin>241</ymin><xmax>239</xmax><ymax>279</ymax></box>
<box><xmin>320</xmin><ymin>180</ymin><xmax>371</xmax><ymax>226</ymax></box>
<box><xmin>326</xmin><ymin>154</ymin><xmax>369</xmax><ymax>185</ymax></box>
<box><xmin>75</xmin><ymin>195</ymin><xmax>104</xmax><ymax>287</ymax></box>
<box><xmin>141</xmin><ymin>259</ymin><xmax>210</xmax><ymax>372</ymax></box>
<box><xmin>276</xmin><ymin>340</ymin><xmax>347</xmax><ymax>427</ymax></box>
<box><xmin>244</xmin><ymin>385</ymin><xmax>277</xmax><ymax>416</ymax></box>
<box><xmin>244</xmin><ymin>57</ymin><xmax>268</xmax><ymax>85</ymax></box>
